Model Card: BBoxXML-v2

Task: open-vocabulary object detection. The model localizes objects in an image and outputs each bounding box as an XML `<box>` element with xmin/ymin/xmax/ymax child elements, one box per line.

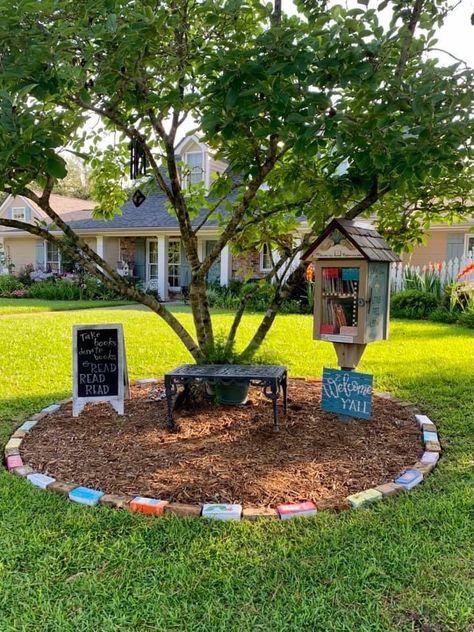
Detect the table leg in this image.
<box><xmin>164</xmin><ymin>375</ymin><xmax>176</xmax><ymax>430</ymax></box>
<box><xmin>282</xmin><ymin>372</ymin><xmax>288</xmax><ymax>415</ymax></box>
<box><xmin>271</xmin><ymin>381</ymin><xmax>279</xmax><ymax>432</ymax></box>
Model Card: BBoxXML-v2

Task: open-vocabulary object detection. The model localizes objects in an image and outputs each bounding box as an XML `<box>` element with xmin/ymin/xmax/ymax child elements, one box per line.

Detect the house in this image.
<box><xmin>1</xmin><ymin>133</ymin><xmax>472</xmax><ymax>294</ymax></box>
<box><xmin>0</xmin><ymin>135</ymin><xmax>286</xmax><ymax>298</ymax></box>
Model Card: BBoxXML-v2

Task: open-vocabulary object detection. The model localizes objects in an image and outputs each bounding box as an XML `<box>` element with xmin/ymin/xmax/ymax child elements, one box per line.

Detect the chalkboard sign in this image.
<box><xmin>321</xmin><ymin>368</ymin><xmax>373</xmax><ymax>420</ymax></box>
<box><xmin>73</xmin><ymin>324</ymin><xmax>129</xmax><ymax>416</ymax></box>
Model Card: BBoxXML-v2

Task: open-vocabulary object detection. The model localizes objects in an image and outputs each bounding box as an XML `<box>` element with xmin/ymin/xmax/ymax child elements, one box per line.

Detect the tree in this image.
<box><xmin>0</xmin><ymin>0</ymin><xmax>472</xmax><ymax>363</ymax></box>
<box><xmin>53</xmin><ymin>156</ymin><xmax>92</xmax><ymax>200</ymax></box>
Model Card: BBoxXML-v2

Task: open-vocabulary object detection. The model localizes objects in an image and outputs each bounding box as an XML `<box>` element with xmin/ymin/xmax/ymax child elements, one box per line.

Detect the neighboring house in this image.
<box><xmin>0</xmin><ymin>135</ymin><xmax>290</xmax><ymax>298</ymax></box>
<box><xmin>400</xmin><ymin>219</ymin><xmax>474</xmax><ymax>267</ymax></box>
<box><xmin>1</xmin><ymin>132</ymin><xmax>471</xmax><ymax>294</ymax></box>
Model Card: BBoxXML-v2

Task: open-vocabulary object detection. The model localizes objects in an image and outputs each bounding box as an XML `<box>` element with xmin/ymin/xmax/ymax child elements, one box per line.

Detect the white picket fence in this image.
<box><xmin>391</xmin><ymin>252</ymin><xmax>474</xmax><ymax>293</ymax></box>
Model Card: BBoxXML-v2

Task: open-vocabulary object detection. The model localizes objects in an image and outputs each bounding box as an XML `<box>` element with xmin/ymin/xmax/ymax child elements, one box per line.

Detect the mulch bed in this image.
<box><xmin>21</xmin><ymin>380</ymin><xmax>422</xmax><ymax>507</ymax></box>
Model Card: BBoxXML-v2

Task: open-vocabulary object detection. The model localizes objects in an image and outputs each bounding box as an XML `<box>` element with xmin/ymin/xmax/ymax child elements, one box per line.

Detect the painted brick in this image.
<box><xmin>423</xmin><ymin>431</ymin><xmax>439</xmax><ymax>443</ymax></box>
<box><xmin>27</xmin><ymin>473</ymin><xmax>56</xmax><ymax>489</ymax></box>
<box><xmin>415</xmin><ymin>414</ymin><xmax>432</xmax><ymax>427</ymax></box>
<box><xmin>413</xmin><ymin>461</ymin><xmax>435</xmax><ymax>475</ymax></box>
<box><xmin>374</xmin><ymin>482</ymin><xmax>406</xmax><ymax>497</ymax></box>
<box><xmin>164</xmin><ymin>503</ymin><xmax>202</xmax><ymax>518</ymax></box>
<box><xmin>202</xmin><ymin>504</ymin><xmax>242</xmax><ymax>521</ymax></box>
<box><xmin>6</xmin><ymin>455</ymin><xmax>23</xmax><ymax>470</ymax></box>
<box><xmin>425</xmin><ymin>440</ymin><xmax>441</xmax><ymax>453</ymax></box>
<box><xmin>18</xmin><ymin>420</ymin><xmax>38</xmax><ymax>432</ymax></box>
<box><xmin>5</xmin><ymin>438</ymin><xmax>22</xmax><ymax>451</ymax></box>
<box><xmin>48</xmin><ymin>480</ymin><xmax>77</xmax><ymax>496</ymax></box>
<box><xmin>129</xmin><ymin>496</ymin><xmax>168</xmax><ymax>515</ymax></box>
<box><xmin>394</xmin><ymin>469</ymin><xmax>423</xmax><ymax>490</ymax></box>
<box><xmin>100</xmin><ymin>494</ymin><xmax>133</xmax><ymax>510</ymax></box>
<box><xmin>277</xmin><ymin>501</ymin><xmax>318</xmax><ymax>520</ymax></box>
<box><xmin>69</xmin><ymin>486</ymin><xmax>105</xmax><ymax>506</ymax></box>
<box><xmin>136</xmin><ymin>378</ymin><xmax>158</xmax><ymax>386</ymax></box>
<box><xmin>12</xmin><ymin>465</ymin><xmax>35</xmax><ymax>477</ymax></box>
<box><xmin>375</xmin><ymin>392</ymin><xmax>392</xmax><ymax>400</ymax></box>
<box><xmin>421</xmin><ymin>451</ymin><xmax>439</xmax><ymax>465</ymax></box>
<box><xmin>11</xmin><ymin>430</ymin><xmax>27</xmax><ymax>440</ymax></box>
<box><xmin>4</xmin><ymin>447</ymin><xmax>20</xmax><ymax>458</ymax></box>
<box><xmin>347</xmin><ymin>489</ymin><xmax>383</xmax><ymax>508</ymax></box>
<box><xmin>41</xmin><ymin>404</ymin><xmax>61</xmax><ymax>414</ymax></box>
<box><xmin>242</xmin><ymin>507</ymin><xmax>278</xmax><ymax>520</ymax></box>
<box><xmin>422</xmin><ymin>423</ymin><xmax>437</xmax><ymax>433</ymax></box>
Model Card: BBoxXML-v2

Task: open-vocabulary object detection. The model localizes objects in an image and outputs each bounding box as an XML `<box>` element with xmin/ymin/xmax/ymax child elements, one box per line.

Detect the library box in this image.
<box><xmin>303</xmin><ymin>218</ymin><xmax>399</xmax><ymax>346</ymax></box>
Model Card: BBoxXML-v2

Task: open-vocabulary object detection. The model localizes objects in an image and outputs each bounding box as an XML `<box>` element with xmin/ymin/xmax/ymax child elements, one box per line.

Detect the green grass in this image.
<box><xmin>0</xmin><ymin>307</ymin><xmax>473</xmax><ymax>631</ymax></box>
<box><xmin>0</xmin><ymin>298</ymin><xmax>131</xmax><ymax>314</ymax></box>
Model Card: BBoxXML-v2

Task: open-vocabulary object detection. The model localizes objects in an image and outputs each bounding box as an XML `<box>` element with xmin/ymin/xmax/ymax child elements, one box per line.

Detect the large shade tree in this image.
<box><xmin>0</xmin><ymin>0</ymin><xmax>472</xmax><ymax>361</ymax></box>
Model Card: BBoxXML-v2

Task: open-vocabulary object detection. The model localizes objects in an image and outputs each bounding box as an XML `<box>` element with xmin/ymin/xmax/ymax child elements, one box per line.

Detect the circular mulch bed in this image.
<box><xmin>21</xmin><ymin>380</ymin><xmax>422</xmax><ymax>507</ymax></box>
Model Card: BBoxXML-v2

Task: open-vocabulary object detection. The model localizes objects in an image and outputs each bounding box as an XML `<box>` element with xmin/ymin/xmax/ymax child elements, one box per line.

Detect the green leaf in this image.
<box><xmin>45</xmin><ymin>156</ymin><xmax>67</xmax><ymax>179</ymax></box>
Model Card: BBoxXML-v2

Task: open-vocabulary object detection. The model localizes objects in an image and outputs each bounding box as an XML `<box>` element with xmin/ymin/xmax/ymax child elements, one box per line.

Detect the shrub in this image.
<box><xmin>458</xmin><ymin>310</ymin><xmax>474</xmax><ymax>328</ymax></box>
<box><xmin>428</xmin><ymin>308</ymin><xmax>459</xmax><ymax>324</ymax></box>
<box><xmin>0</xmin><ymin>275</ymin><xmax>24</xmax><ymax>297</ymax></box>
<box><xmin>26</xmin><ymin>279</ymin><xmax>82</xmax><ymax>300</ymax></box>
<box><xmin>17</xmin><ymin>264</ymin><xmax>35</xmax><ymax>286</ymax></box>
<box><xmin>391</xmin><ymin>290</ymin><xmax>439</xmax><ymax>319</ymax></box>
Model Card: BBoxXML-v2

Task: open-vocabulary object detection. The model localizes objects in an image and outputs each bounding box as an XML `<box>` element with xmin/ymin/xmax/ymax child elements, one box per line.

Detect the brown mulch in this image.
<box><xmin>21</xmin><ymin>380</ymin><xmax>422</xmax><ymax>507</ymax></box>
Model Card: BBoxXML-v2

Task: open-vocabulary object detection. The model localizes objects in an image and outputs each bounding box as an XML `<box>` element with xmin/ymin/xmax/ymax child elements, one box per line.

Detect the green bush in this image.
<box><xmin>457</xmin><ymin>310</ymin><xmax>474</xmax><ymax>328</ymax></box>
<box><xmin>428</xmin><ymin>308</ymin><xmax>459</xmax><ymax>324</ymax></box>
<box><xmin>26</xmin><ymin>279</ymin><xmax>81</xmax><ymax>300</ymax></box>
<box><xmin>0</xmin><ymin>275</ymin><xmax>25</xmax><ymax>297</ymax></box>
<box><xmin>391</xmin><ymin>290</ymin><xmax>439</xmax><ymax>319</ymax></box>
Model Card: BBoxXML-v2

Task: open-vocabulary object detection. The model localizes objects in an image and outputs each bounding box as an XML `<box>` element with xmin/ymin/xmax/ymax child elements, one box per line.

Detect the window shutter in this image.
<box><xmin>180</xmin><ymin>241</ymin><xmax>191</xmax><ymax>286</ymax></box>
<box><xmin>6</xmin><ymin>208</ymin><xmax>12</xmax><ymax>219</ymax></box>
<box><xmin>134</xmin><ymin>238</ymin><xmax>146</xmax><ymax>280</ymax></box>
<box><xmin>25</xmin><ymin>207</ymin><xmax>32</xmax><ymax>223</ymax></box>
<box><xmin>446</xmin><ymin>234</ymin><xmax>464</xmax><ymax>261</ymax></box>
<box><xmin>35</xmin><ymin>240</ymin><xmax>45</xmax><ymax>270</ymax></box>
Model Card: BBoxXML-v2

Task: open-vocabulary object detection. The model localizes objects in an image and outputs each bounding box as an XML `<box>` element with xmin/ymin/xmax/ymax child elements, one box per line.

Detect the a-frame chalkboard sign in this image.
<box><xmin>72</xmin><ymin>324</ymin><xmax>129</xmax><ymax>417</ymax></box>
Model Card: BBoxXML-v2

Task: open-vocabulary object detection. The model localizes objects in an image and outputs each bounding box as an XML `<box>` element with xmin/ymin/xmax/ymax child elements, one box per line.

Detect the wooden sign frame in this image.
<box><xmin>72</xmin><ymin>323</ymin><xmax>129</xmax><ymax>417</ymax></box>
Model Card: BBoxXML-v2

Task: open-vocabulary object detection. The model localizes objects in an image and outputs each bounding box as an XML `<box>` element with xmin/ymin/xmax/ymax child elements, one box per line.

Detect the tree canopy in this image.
<box><xmin>0</xmin><ymin>0</ymin><xmax>472</xmax><ymax>360</ymax></box>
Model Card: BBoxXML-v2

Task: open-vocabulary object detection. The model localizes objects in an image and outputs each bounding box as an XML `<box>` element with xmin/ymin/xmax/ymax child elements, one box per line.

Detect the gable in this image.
<box><xmin>0</xmin><ymin>195</ymin><xmax>40</xmax><ymax>224</ymax></box>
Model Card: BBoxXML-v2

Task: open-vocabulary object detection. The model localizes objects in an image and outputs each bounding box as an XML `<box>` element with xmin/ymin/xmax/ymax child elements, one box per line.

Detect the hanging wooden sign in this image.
<box><xmin>321</xmin><ymin>367</ymin><xmax>373</xmax><ymax>420</ymax></box>
<box><xmin>72</xmin><ymin>324</ymin><xmax>129</xmax><ymax>417</ymax></box>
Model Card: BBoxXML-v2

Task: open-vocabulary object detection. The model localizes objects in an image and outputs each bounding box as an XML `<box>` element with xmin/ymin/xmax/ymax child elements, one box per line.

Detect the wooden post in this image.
<box><xmin>333</xmin><ymin>342</ymin><xmax>367</xmax><ymax>371</ymax></box>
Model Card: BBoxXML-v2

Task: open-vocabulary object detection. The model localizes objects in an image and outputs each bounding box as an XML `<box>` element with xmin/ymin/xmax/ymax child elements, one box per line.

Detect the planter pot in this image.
<box><xmin>214</xmin><ymin>381</ymin><xmax>249</xmax><ymax>406</ymax></box>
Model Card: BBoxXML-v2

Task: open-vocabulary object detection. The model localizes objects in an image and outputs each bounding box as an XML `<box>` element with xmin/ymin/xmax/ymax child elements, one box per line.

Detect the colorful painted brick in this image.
<box><xmin>423</xmin><ymin>431</ymin><xmax>439</xmax><ymax>443</ymax></box>
<box><xmin>41</xmin><ymin>404</ymin><xmax>61</xmax><ymax>414</ymax></box>
<box><xmin>415</xmin><ymin>414</ymin><xmax>432</xmax><ymax>427</ymax></box>
<box><xmin>69</xmin><ymin>486</ymin><xmax>104</xmax><ymax>506</ymax></box>
<box><xmin>347</xmin><ymin>489</ymin><xmax>383</xmax><ymax>508</ymax></box>
<box><xmin>202</xmin><ymin>504</ymin><xmax>242</xmax><ymax>521</ymax></box>
<box><xmin>5</xmin><ymin>438</ymin><xmax>22</xmax><ymax>451</ymax></box>
<box><xmin>421</xmin><ymin>451</ymin><xmax>439</xmax><ymax>465</ymax></box>
<box><xmin>18</xmin><ymin>420</ymin><xmax>38</xmax><ymax>432</ymax></box>
<box><xmin>6</xmin><ymin>455</ymin><xmax>23</xmax><ymax>470</ymax></box>
<box><xmin>277</xmin><ymin>501</ymin><xmax>318</xmax><ymax>520</ymax></box>
<box><xmin>27</xmin><ymin>473</ymin><xmax>56</xmax><ymax>489</ymax></box>
<box><xmin>394</xmin><ymin>469</ymin><xmax>423</xmax><ymax>490</ymax></box>
<box><xmin>129</xmin><ymin>496</ymin><xmax>168</xmax><ymax>515</ymax></box>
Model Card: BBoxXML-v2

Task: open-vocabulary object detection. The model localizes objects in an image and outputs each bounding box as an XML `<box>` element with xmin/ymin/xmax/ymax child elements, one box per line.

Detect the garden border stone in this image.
<box><xmin>3</xmin><ymin>380</ymin><xmax>441</xmax><ymax>521</ymax></box>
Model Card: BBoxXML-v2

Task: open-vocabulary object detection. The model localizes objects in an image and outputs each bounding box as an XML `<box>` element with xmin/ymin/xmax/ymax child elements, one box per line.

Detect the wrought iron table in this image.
<box><xmin>164</xmin><ymin>364</ymin><xmax>288</xmax><ymax>432</ymax></box>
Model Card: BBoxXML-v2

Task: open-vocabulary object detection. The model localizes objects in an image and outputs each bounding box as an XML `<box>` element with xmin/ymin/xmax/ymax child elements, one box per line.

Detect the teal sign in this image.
<box><xmin>321</xmin><ymin>368</ymin><xmax>373</xmax><ymax>420</ymax></box>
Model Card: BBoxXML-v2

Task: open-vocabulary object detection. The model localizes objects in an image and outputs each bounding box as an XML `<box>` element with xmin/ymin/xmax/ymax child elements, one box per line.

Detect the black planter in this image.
<box><xmin>214</xmin><ymin>381</ymin><xmax>249</xmax><ymax>405</ymax></box>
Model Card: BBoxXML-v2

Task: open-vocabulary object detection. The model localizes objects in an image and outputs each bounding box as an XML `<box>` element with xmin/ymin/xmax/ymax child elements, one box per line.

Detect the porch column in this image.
<box><xmin>197</xmin><ymin>239</ymin><xmax>205</xmax><ymax>262</ymax></box>
<box><xmin>220</xmin><ymin>244</ymin><xmax>231</xmax><ymax>286</ymax></box>
<box><xmin>96</xmin><ymin>235</ymin><xmax>104</xmax><ymax>258</ymax></box>
<box><xmin>158</xmin><ymin>235</ymin><xmax>169</xmax><ymax>301</ymax></box>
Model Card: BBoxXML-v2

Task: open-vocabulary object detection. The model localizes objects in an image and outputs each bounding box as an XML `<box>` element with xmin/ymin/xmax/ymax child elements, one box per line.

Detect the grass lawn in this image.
<box><xmin>0</xmin><ymin>307</ymin><xmax>473</xmax><ymax>631</ymax></box>
<box><xmin>0</xmin><ymin>298</ymin><xmax>132</xmax><ymax>314</ymax></box>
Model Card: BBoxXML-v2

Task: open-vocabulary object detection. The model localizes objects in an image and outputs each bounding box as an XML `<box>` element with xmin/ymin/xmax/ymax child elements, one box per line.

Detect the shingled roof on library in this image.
<box><xmin>303</xmin><ymin>218</ymin><xmax>400</xmax><ymax>263</ymax></box>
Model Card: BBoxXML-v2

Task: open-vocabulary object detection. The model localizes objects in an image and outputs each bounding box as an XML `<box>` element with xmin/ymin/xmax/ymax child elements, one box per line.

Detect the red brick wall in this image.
<box><xmin>231</xmin><ymin>250</ymin><xmax>265</xmax><ymax>281</ymax></box>
<box><xmin>120</xmin><ymin>237</ymin><xmax>136</xmax><ymax>266</ymax></box>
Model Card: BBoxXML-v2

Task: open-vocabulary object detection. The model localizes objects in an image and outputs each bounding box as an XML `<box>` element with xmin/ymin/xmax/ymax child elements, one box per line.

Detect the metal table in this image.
<box><xmin>164</xmin><ymin>364</ymin><xmax>288</xmax><ymax>432</ymax></box>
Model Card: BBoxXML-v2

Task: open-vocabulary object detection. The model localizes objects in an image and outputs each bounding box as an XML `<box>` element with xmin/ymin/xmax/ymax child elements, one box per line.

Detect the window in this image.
<box><xmin>12</xmin><ymin>207</ymin><xmax>26</xmax><ymax>221</ymax></box>
<box><xmin>46</xmin><ymin>242</ymin><xmax>61</xmax><ymax>273</ymax></box>
<box><xmin>466</xmin><ymin>235</ymin><xmax>474</xmax><ymax>255</ymax></box>
<box><xmin>260</xmin><ymin>243</ymin><xmax>273</xmax><ymax>271</ymax></box>
<box><xmin>147</xmin><ymin>240</ymin><xmax>158</xmax><ymax>283</ymax></box>
<box><xmin>168</xmin><ymin>239</ymin><xmax>181</xmax><ymax>287</ymax></box>
<box><xmin>184</xmin><ymin>151</ymin><xmax>204</xmax><ymax>186</ymax></box>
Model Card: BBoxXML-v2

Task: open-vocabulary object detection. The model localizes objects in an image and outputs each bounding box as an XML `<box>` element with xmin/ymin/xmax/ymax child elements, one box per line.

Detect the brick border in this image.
<box><xmin>3</xmin><ymin>379</ymin><xmax>440</xmax><ymax>521</ymax></box>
